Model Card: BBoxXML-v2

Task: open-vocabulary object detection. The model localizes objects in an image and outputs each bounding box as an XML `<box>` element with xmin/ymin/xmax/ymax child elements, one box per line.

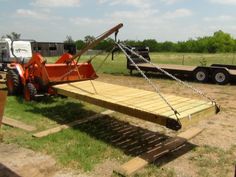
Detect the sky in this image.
<box><xmin>1</xmin><ymin>0</ymin><xmax>236</xmax><ymax>42</ymax></box>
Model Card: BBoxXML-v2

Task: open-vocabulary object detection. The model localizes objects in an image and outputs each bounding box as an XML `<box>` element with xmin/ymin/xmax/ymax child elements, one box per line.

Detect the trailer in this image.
<box><xmin>0</xmin><ymin>38</ymin><xmax>33</xmax><ymax>71</ymax></box>
<box><xmin>126</xmin><ymin>46</ymin><xmax>236</xmax><ymax>85</ymax></box>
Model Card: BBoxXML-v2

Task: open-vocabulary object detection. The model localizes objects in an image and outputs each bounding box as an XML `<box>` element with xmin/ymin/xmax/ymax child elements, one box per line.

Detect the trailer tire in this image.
<box><xmin>24</xmin><ymin>83</ymin><xmax>37</xmax><ymax>101</ymax></box>
<box><xmin>212</xmin><ymin>69</ymin><xmax>229</xmax><ymax>85</ymax></box>
<box><xmin>6</xmin><ymin>69</ymin><xmax>22</xmax><ymax>95</ymax></box>
<box><xmin>194</xmin><ymin>68</ymin><xmax>209</xmax><ymax>83</ymax></box>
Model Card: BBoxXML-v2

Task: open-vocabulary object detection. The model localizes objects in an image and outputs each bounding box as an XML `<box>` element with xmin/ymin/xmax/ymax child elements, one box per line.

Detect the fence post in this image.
<box><xmin>232</xmin><ymin>52</ymin><xmax>235</xmax><ymax>65</ymax></box>
<box><xmin>0</xmin><ymin>89</ymin><xmax>7</xmax><ymax>127</ymax></box>
<box><xmin>182</xmin><ymin>55</ymin><xmax>185</xmax><ymax>65</ymax></box>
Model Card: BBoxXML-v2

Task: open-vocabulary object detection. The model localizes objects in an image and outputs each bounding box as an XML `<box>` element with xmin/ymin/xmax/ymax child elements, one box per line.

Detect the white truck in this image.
<box><xmin>0</xmin><ymin>38</ymin><xmax>32</xmax><ymax>71</ymax></box>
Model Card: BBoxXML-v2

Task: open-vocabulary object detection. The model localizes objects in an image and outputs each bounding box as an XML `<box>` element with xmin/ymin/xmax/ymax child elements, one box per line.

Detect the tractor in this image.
<box><xmin>6</xmin><ymin>23</ymin><xmax>123</xmax><ymax>101</ymax></box>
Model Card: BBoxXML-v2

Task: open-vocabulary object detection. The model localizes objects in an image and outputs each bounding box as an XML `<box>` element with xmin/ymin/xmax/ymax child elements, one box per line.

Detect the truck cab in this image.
<box><xmin>0</xmin><ymin>38</ymin><xmax>32</xmax><ymax>70</ymax></box>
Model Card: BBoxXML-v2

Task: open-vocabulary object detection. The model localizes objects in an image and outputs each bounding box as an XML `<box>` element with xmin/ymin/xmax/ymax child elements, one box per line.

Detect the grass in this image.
<box><xmin>4</xmin><ymin>96</ymin><xmax>104</xmax><ymax>131</ymax></box>
<box><xmin>2</xmin><ymin>96</ymin><xmax>129</xmax><ymax>171</ymax></box>
<box><xmin>45</xmin><ymin>52</ymin><xmax>236</xmax><ymax>76</ymax></box>
<box><xmin>189</xmin><ymin>145</ymin><xmax>236</xmax><ymax>177</ymax></box>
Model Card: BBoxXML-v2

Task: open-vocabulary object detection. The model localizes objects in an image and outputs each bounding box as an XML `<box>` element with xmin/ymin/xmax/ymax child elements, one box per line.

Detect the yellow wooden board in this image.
<box><xmin>53</xmin><ymin>80</ymin><xmax>218</xmax><ymax>130</ymax></box>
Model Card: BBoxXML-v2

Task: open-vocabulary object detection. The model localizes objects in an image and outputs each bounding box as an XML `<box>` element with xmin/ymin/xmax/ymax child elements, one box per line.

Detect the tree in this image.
<box><xmin>4</xmin><ymin>32</ymin><xmax>21</xmax><ymax>40</ymax></box>
<box><xmin>64</xmin><ymin>35</ymin><xmax>75</xmax><ymax>43</ymax></box>
<box><xmin>95</xmin><ymin>38</ymin><xmax>115</xmax><ymax>51</ymax></box>
<box><xmin>161</xmin><ymin>41</ymin><xmax>176</xmax><ymax>52</ymax></box>
<box><xmin>75</xmin><ymin>39</ymin><xmax>85</xmax><ymax>50</ymax></box>
<box><xmin>84</xmin><ymin>35</ymin><xmax>95</xmax><ymax>44</ymax></box>
<box><xmin>142</xmin><ymin>39</ymin><xmax>158</xmax><ymax>52</ymax></box>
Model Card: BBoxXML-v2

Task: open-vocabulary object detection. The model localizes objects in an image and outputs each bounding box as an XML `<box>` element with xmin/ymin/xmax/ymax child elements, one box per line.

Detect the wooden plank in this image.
<box><xmin>33</xmin><ymin>110</ymin><xmax>114</xmax><ymax>138</ymax></box>
<box><xmin>2</xmin><ymin>117</ymin><xmax>36</xmax><ymax>131</ymax></box>
<box><xmin>146</xmin><ymin>98</ymin><xmax>195</xmax><ymax>112</ymax></box>
<box><xmin>53</xmin><ymin>81</ymin><xmax>217</xmax><ymax>130</ymax></box>
<box><xmin>160</xmin><ymin>100</ymin><xmax>208</xmax><ymax>116</ymax></box>
<box><xmin>0</xmin><ymin>90</ymin><xmax>7</xmax><ymax>127</ymax></box>
<box><xmin>177</xmin><ymin>127</ymin><xmax>203</xmax><ymax>139</ymax></box>
<box><xmin>55</xmin><ymin>88</ymin><xmax>170</xmax><ymax>126</ymax></box>
<box><xmin>177</xmin><ymin>105</ymin><xmax>216</xmax><ymax>128</ymax></box>
<box><xmin>115</xmin><ymin>127</ymin><xmax>203</xmax><ymax>176</ymax></box>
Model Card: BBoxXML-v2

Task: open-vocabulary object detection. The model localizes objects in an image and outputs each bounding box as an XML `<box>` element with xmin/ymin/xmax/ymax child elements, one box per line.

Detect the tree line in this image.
<box><xmin>2</xmin><ymin>30</ymin><xmax>236</xmax><ymax>54</ymax></box>
<box><xmin>67</xmin><ymin>30</ymin><xmax>236</xmax><ymax>53</ymax></box>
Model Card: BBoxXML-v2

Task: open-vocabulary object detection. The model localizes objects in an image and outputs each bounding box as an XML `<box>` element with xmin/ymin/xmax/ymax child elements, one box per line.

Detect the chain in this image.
<box><xmin>116</xmin><ymin>42</ymin><xmax>180</xmax><ymax>119</ymax></box>
<box><xmin>119</xmin><ymin>43</ymin><xmax>217</xmax><ymax>106</ymax></box>
<box><xmin>93</xmin><ymin>50</ymin><xmax>112</xmax><ymax>74</ymax></box>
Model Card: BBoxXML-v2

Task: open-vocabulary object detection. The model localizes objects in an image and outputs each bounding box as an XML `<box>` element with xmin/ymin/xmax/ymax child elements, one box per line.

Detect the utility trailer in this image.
<box><xmin>0</xmin><ymin>38</ymin><xmax>33</xmax><ymax>71</ymax></box>
<box><xmin>126</xmin><ymin>46</ymin><xmax>236</xmax><ymax>85</ymax></box>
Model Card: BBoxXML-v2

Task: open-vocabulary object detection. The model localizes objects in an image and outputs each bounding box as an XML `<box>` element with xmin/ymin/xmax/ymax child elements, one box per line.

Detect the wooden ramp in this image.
<box><xmin>53</xmin><ymin>80</ymin><xmax>218</xmax><ymax>130</ymax></box>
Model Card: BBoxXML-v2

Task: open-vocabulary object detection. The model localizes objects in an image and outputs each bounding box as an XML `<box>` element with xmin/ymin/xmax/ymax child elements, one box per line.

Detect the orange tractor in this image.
<box><xmin>6</xmin><ymin>23</ymin><xmax>123</xmax><ymax>101</ymax></box>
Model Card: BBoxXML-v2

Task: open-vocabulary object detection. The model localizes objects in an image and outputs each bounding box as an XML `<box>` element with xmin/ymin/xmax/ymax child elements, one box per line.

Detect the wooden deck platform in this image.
<box><xmin>53</xmin><ymin>80</ymin><xmax>218</xmax><ymax>130</ymax></box>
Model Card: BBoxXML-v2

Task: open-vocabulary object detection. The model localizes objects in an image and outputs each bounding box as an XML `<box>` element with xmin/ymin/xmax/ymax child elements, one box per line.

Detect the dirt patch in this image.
<box><xmin>0</xmin><ymin>143</ymin><xmax>90</xmax><ymax>177</ymax></box>
<box><xmin>0</xmin><ymin>143</ymin><xmax>121</xmax><ymax>177</ymax></box>
<box><xmin>90</xmin><ymin>159</ymin><xmax>119</xmax><ymax>177</ymax></box>
<box><xmin>0</xmin><ymin>143</ymin><xmax>56</xmax><ymax>177</ymax></box>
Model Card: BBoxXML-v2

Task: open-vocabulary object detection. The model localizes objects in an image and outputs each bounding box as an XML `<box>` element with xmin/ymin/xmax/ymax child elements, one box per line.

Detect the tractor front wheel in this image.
<box><xmin>24</xmin><ymin>83</ymin><xmax>37</xmax><ymax>101</ymax></box>
<box><xmin>6</xmin><ymin>69</ymin><xmax>22</xmax><ymax>95</ymax></box>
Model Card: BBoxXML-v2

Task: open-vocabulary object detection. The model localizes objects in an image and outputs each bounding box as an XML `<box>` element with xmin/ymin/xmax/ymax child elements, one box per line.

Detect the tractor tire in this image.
<box><xmin>24</xmin><ymin>83</ymin><xmax>37</xmax><ymax>101</ymax></box>
<box><xmin>194</xmin><ymin>68</ymin><xmax>209</xmax><ymax>83</ymax></box>
<box><xmin>212</xmin><ymin>69</ymin><xmax>230</xmax><ymax>85</ymax></box>
<box><xmin>6</xmin><ymin>69</ymin><xmax>22</xmax><ymax>95</ymax></box>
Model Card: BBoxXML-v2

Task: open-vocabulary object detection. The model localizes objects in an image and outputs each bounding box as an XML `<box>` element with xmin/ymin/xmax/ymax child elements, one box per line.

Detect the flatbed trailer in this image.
<box><xmin>126</xmin><ymin>47</ymin><xmax>236</xmax><ymax>85</ymax></box>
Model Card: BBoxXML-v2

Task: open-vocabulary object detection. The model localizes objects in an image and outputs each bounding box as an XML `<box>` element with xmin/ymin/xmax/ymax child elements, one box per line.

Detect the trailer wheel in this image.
<box><xmin>194</xmin><ymin>68</ymin><xmax>209</xmax><ymax>83</ymax></box>
<box><xmin>6</xmin><ymin>69</ymin><xmax>22</xmax><ymax>95</ymax></box>
<box><xmin>24</xmin><ymin>83</ymin><xmax>37</xmax><ymax>101</ymax></box>
<box><xmin>212</xmin><ymin>69</ymin><xmax>229</xmax><ymax>85</ymax></box>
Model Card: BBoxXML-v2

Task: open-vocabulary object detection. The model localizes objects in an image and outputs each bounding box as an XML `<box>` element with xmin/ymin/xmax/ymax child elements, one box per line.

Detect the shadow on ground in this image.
<box><xmin>14</xmin><ymin>92</ymin><xmax>196</xmax><ymax>168</ymax></box>
<box><xmin>72</xmin><ymin>115</ymin><xmax>196</xmax><ymax>165</ymax></box>
<box><xmin>0</xmin><ymin>163</ymin><xmax>22</xmax><ymax>177</ymax></box>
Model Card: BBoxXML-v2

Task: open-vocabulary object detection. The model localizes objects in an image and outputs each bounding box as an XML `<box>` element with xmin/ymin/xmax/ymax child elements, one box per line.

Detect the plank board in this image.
<box><xmin>116</xmin><ymin>127</ymin><xmax>203</xmax><ymax>176</ymax></box>
<box><xmin>0</xmin><ymin>90</ymin><xmax>7</xmax><ymax>127</ymax></box>
<box><xmin>2</xmin><ymin>117</ymin><xmax>36</xmax><ymax>131</ymax></box>
<box><xmin>33</xmin><ymin>110</ymin><xmax>114</xmax><ymax>138</ymax></box>
<box><xmin>53</xmin><ymin>80</ymin><xmax>218</xmax><ymax>130</ymax></box>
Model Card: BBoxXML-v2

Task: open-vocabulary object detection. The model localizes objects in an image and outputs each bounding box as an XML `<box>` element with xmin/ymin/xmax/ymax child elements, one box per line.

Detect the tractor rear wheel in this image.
<box><xmin>24</xmin><ymin>83</ymin><xmax>37</xmax><ymax>101</ymax></box>
<box><xmin>6</xmin><ymin>69</ymin><xmax>22</xmax><ymax>95</ymax></box>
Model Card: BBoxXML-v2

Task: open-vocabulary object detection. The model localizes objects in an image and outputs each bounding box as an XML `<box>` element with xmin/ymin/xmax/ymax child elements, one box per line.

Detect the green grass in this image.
<box><xmin>2</xmin><ymin>96</ymin><xmax>129</xmax><ymax>171</ymax></box>
<box><xmin>4</xmin><ymin>96</ymin><xmax>103</xmax><ymax>131</ymax></box>
<box><xmin>45</xmin><ymin>52</ymin><xmax>236</xmax><ymax>75</ymax></box>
